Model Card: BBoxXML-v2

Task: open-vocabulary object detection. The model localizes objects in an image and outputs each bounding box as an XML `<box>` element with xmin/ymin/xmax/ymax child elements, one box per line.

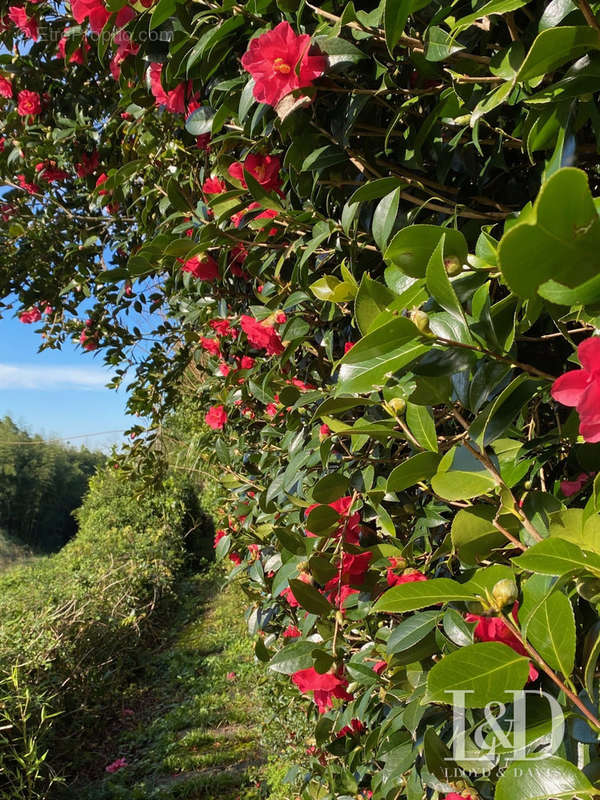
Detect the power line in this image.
<box><xmin>0</xmin><ymin>429</ymin><xmax>126</xmax><ymax>446</ymax></box>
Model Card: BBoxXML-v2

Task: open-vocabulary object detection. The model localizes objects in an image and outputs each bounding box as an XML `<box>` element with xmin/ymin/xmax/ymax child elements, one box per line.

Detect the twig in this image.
<box><xmin>502</xmin><ymin>611</ymin><xmax>600</xmax><ymax>731</ymax></box>
<box><xmin>575</xmin><ymin>0</ymin><xmax>600</xmax><ymax>31</ymax></box>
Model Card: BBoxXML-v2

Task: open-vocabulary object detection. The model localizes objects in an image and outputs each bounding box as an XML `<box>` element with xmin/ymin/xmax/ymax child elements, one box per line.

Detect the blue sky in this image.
<box><xmin>0</xmin><ymin>313</ymin><xmax>131</xmax><ymax>451</ymax></box>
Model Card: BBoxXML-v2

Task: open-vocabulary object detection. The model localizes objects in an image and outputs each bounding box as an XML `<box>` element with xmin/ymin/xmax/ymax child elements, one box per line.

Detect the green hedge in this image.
<box><xmin>0</xmin><ymin>468</ymin><xmax>212</xmax><ymax>800</ymax></box>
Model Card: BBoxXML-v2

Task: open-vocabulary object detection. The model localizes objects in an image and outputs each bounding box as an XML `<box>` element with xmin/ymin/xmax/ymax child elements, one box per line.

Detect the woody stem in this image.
<box><xmin>501</xmin><ymin>611</ymin><xmax>600</xmax><ymax>730</ymax></box>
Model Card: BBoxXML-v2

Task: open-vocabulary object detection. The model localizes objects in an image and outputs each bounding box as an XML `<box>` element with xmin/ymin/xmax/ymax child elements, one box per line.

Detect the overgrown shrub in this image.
<box><xmin>0</xmin><ymin>468</ymin><xmax>210</xmax><ymax>798</ymax></box>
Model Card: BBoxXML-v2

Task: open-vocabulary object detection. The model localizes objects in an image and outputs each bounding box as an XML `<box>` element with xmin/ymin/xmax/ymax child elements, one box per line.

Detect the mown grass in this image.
<box><xmin>73</xmin><ymin>567</ymin><xmax>298</xmax><ymax>800</ymax></box>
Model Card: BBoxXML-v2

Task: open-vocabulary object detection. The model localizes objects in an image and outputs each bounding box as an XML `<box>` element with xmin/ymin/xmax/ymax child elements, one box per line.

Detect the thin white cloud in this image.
<box><xmin>0</xmin><ymin>363</ymin><xmax>110</xmax><ymax>390</ymax></box>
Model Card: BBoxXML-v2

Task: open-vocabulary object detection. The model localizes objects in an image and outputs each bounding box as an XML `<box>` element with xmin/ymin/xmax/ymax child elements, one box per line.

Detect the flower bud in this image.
<box><xmin>491</xmin><ymin>578</ymin><xmax>518</xmax><ymax>609</ymax></box>
<box><xmin>387</xmin><ymin>397</ymin><xmax>406</xmax><ymax>415</ymax></box>
<box><xmin>410</xmin><ymin>309</ymin><xmax>432</xmax><ymax>335</ymax></box>
<box><xmin>444</xmin><ymin>255</ymin><xmax>462</xmax><ymax>276</ymax></box>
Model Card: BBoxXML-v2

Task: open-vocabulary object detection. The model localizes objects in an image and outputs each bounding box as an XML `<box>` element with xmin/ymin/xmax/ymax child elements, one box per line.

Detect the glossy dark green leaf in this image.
<box><xmin>387</xmin><ymin>452</ymin><xmax>441</xmax><ymax>492</ymax></box>
<box><xmin>373</xmin><ymin>578</ymin><xmax>477</xmax><ymax>613</ymax></box>
<box><xmin>337</xmin><ymin>318</ymin><xmax>429</xmax><ymax>395</ymax></box>
<box><xmin>427</xmin><ymin>642</ymin><xmax>529</xmax><ymax>707</ymax></box>
<box><xmin>521</xmin><ymin>574</ymin><xmax>575</xmax><ymax>676</ymax></box>
<box><xmin>495</xmin><ymin>757</ymin><xmax>595</xmax><ymax>800</ymax></box>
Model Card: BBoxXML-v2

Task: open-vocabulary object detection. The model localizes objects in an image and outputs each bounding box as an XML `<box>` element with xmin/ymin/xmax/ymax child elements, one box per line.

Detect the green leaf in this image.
<box><xmin>431</xmin><ymin>471</ymin><xmax>497</xmax><ymax>502</ymax></box>
<box><xmin>384</xmin><ymin>0</ymin><xmax>413</xmax><ymax>53</ymax></box>
<box><xmin>513</xmin><ymin>537</ymin><xmax>600</xmax><ymax>577</ymax></box>
<box><xmin>372</xmin><ymin>187</ymin><xmax>401</xmax><ymax>253</ymax></box>
<box><xmin>498</xmin><ymin>168</ymin><xmax>600</xmax><ymax>301</ymax></box>
<box><xmin>288</xmin><ymin>579</ymin><xmax>333</xmax><ymax>616</ymax></box>
<box><xmin>451</xmin><ymin>506</ymin><xmax>516</xmax><ymax>566</ymax></box>
<box><xmin>185</xmin><ymin>107</ymin><xmax>216</xmax><ymax>136</ymax></box>
<box><xmin>521</xmin><ymin>575</ymin><xmax>575</xmax><ymax>677</ymax></box>
<box><xmin>495</xmin><ymin>757</ymin><xmax>595</xmax><ymax>800</ymax></box>
<box><xmin>337</xmin><ymin>318</ymin><xmax>429</xmax><ymax>394</ymax></box>
<box><xmin>348</xmin><ymin>177</ymin><xmax>403</xmax><ymax>205</ymax></box>
<box><xmin>372</xmin><ymin>577</ymin><xmax>477</xmax><ymax>613</ymax></box>
<box><xmin>426</xmin><ymin>642</ymin><xmax>530</xmax><ymax>707</ymax></box>
<box><xmin>305</xmin><ymin>504</ymin><xmax>340</xmax><ymax>536</ymax></box>
<box><xmin>355</xmin><ymin>274</ymin><xmax>397</xmax><ymax>335</ymax></box>
<box><xmin>515</xmin><ymin>26</ymin><xmax>600</xmax><ymax>83</ymax></box>
<box><xmin>149</xmin><ymin>0</ymin><xmax>176</xmax><ymax>29</ymax></box>
<box><xmin>424</xmin><ymin>25</ymin><xmax>465</xmax><ymax>61</ymax></box>
<box><xmin>451</xmin><ymin>0</ymin><xmax>528</xmax><ymax>33</ymax></box>
<box><xmin>387</xmin><ymin>452</ymin><xmax>441</xmax><ymax>492</ymax></box>
<box><xmin>469</xmin><ymin>375</ymin><xmax>539</xmax><ymax>447</ymax></box>
<box><xmin>313</xmin><ymin>36</ymin><xmax>366</xmax><ymax>69</ymax></box>
<box><xmin>312</xmin><ymin>473</ymin><xmax>349</xmax><ymax>504</ymax></box>
<box><xmin>387</xmin><ymin>610</ymin><xmax>439</xmax><ymax>654</ymax></box>
<box><xmin>425</xmin><ymin>237</ymin><xmax>468</xmax><ymax>326</ymax></box>
<box><xmin>243</xmin><ymin>169</ymin><xmax>285</xmax><ymax>213</ymax></box>
<box><xmin>548</xmin><ymin>508</ymin><xmax>600</xmax><ymax>554</ymax></box>
<box><xmin>405</xmin><ymin>403</ymin><xmax>438</xmax><ymax>452</ymax></box>
<box><xmin>268</xmin><ymin>640</ymin><xmax>318</xmax><ymax>674</ymax></box>
<box><xmin>310</xmin><ymin>275</ymin><xmax>356</xmax><ymax>303</ymax></box>
<box><xmin>385</xmin><ymin>225</ymin><xmax>468</xmax><ymax>278</ymax></box>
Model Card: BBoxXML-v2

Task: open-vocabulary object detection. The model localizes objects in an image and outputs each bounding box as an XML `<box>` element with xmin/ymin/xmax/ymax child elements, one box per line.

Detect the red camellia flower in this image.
<box><xmin>105</xmin><ymin>757</ymin><xmax>128</xmax><ymax>774</ymax></box>
<box><xmin>203</xmin><ymin>176</ymin><xmax>226</xmax><ymax>195</ymax></box>
<box><xmin>17</xmin><ymin>89</ymin><xmax>41</xmax><ymax>117</ymax></box>
<box><xmin>9</xmin><ymin>6</ymin><xmax>38</xmax><ymax>39</ymax></box>
<box><xmin>265</xmin><ymin>403</ymin><xmax>278</xmax><ymax>418</ymax></box>
<box><xmin>386</xmin><ymin>569</ymin><xmax>428</xmax><ymax>588</ymax></box>
<box><xmin>445</xmin><ymin>794</ymin><xmax>476</xmax><ymax>800</ymax></box>
<box><xmin>240</xmin><ymin>314</ymin><xmax>284</xmax><ymax>356</ymax></box>
<box><xmin>319</xmin><ymin>424</ymin><xmax>330</xmax><ymax>437</ymax></box>
<box><xmin>16</xmin><ymin>174</ymin><xmax>41</xmax><ymax>194</ymax></box>
<box><xmin>214</xmin><ymin>529</ymin><xmax>226</xmax><ymax>548</ymax></box>
<box><xmin>239</xmin><ymin>355</ymin><xmax>255</xmax><ymax>370</ymax></box>
<box><xmin>35</xmin><ymin>161</ymin><xmax>69</xmax><ymax>182</ymax></box>
<box><xmin>19</xmin><ymin>307</ymin><xmax>42</xmax><ymax>324</ymax></box>
<box><xmin>0</xmin><ymin>75</ymin><xmax>12</xmax><ymax>98</ymax></box>
<box><xmin>292</xmin><ymin>666</ymin><xmax>353</xmax><ymax>714</ymax></box>
<box><xmin>79</xmin><ymin>329</ymin><xmax>98</xmax><ymax>351</ymax></box>
<box><xmin>180</xmin><ymin>254</ymin><xmax>219</xmax><ymax>281</ymax></box>
<box><xmin>110</xmin><ymin>30</ymin><xmax>139</xmax><ymax>79</ymax></box>
<box><xmin>209</xmin><ymin>319</ymin><xmax>236</xmax><ymax>338</ymax></box>
<box><xmin>336</xmin><ymin>718</ymin><xmax>365</xmax><ymax>738</ymax></box>
<box><xmin>561</xmin><ymin>472</ymin><xmax>594</xmax><ymax>497</ymax></box>
<box><xmin>205</xmin><ymin>405</ymin><xmax>227</xmax><ymax>430</ymax></box>
<box><xmin>552</xmin><ymin>337</ymin><xmax>600</xmax><ymax>442</ymax></box>
<box><xmin>283</xmin><ymin>624</ymin><xmax>301</xmax><ymax>638</ymax></box>
<box><xmin>373</xmin><ymin>660</ymin><xmax>387</xmax><ymax>675</ymax></box>
<box><xmin>199</xmin><ymin>337</ymin><xmax>221</xmax><ymax>357</ymax></box>
<box><xmin>466</xmin><ymin>603</ymin><xmax>538</xmax><ymax>682</ymax></box>
<box><xmin>228</xmin><ymin>154</ymin><xmax>281</xmax><ymax>193</ymax></box>
<box><xmin>241</xmin><ymin>21</ymin><xmax>327</xmax><ymax>107</ymax></box>
<box><xmin>70</xmin><ymin>0</ymin><xmax>133</xmax><ymax>33</ymax></box>
<box><xmin>228</xmin><ymin>552</ymin><xmax>241</xmax><ymax>565</ymax></box>
<box><xmin>95</xmin><ymin>173</ymin><xmax>109</xmax><ymax>194</ymax></box>
<box><xmin>149</xmin><ymin>62</ymin><xmax>198</xmax><ymax>114</ymax></box>
<box><xmin>76</xmin><ymin>150</ymin><xmax>99</xmax><ymax>178</ymax></box>
<box><xmin>344</xmin><ymin>341</ymin><xmax>354</xmax><ymax>354</ymax></box>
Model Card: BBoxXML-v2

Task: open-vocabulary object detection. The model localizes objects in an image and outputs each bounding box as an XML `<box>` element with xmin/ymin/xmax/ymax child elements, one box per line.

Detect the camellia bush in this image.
<box><xmin>3</xmin><ymin>0</ymin><xmax>600</xmax><ymax>795</ymax></box>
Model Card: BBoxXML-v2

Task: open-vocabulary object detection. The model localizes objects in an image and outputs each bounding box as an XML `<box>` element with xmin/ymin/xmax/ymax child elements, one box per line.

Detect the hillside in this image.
<box><xmin>0</xmin><ymin>417</ymin><xmax>105</xmax><ymax>552</ymax></box>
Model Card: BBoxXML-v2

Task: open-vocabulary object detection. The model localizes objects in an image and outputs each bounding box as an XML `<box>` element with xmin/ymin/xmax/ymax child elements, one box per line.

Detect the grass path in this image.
<box><xmin>74</xmin><ymin>567</ymin><xmax>286</xmax><ymax>800</ymax></box>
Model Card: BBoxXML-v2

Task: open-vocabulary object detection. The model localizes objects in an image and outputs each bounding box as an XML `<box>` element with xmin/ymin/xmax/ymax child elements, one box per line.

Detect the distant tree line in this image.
<box><xmin>0</xmin><ymin>417</ymin><xmax>105</xmax><ymax>551</ymax></box>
